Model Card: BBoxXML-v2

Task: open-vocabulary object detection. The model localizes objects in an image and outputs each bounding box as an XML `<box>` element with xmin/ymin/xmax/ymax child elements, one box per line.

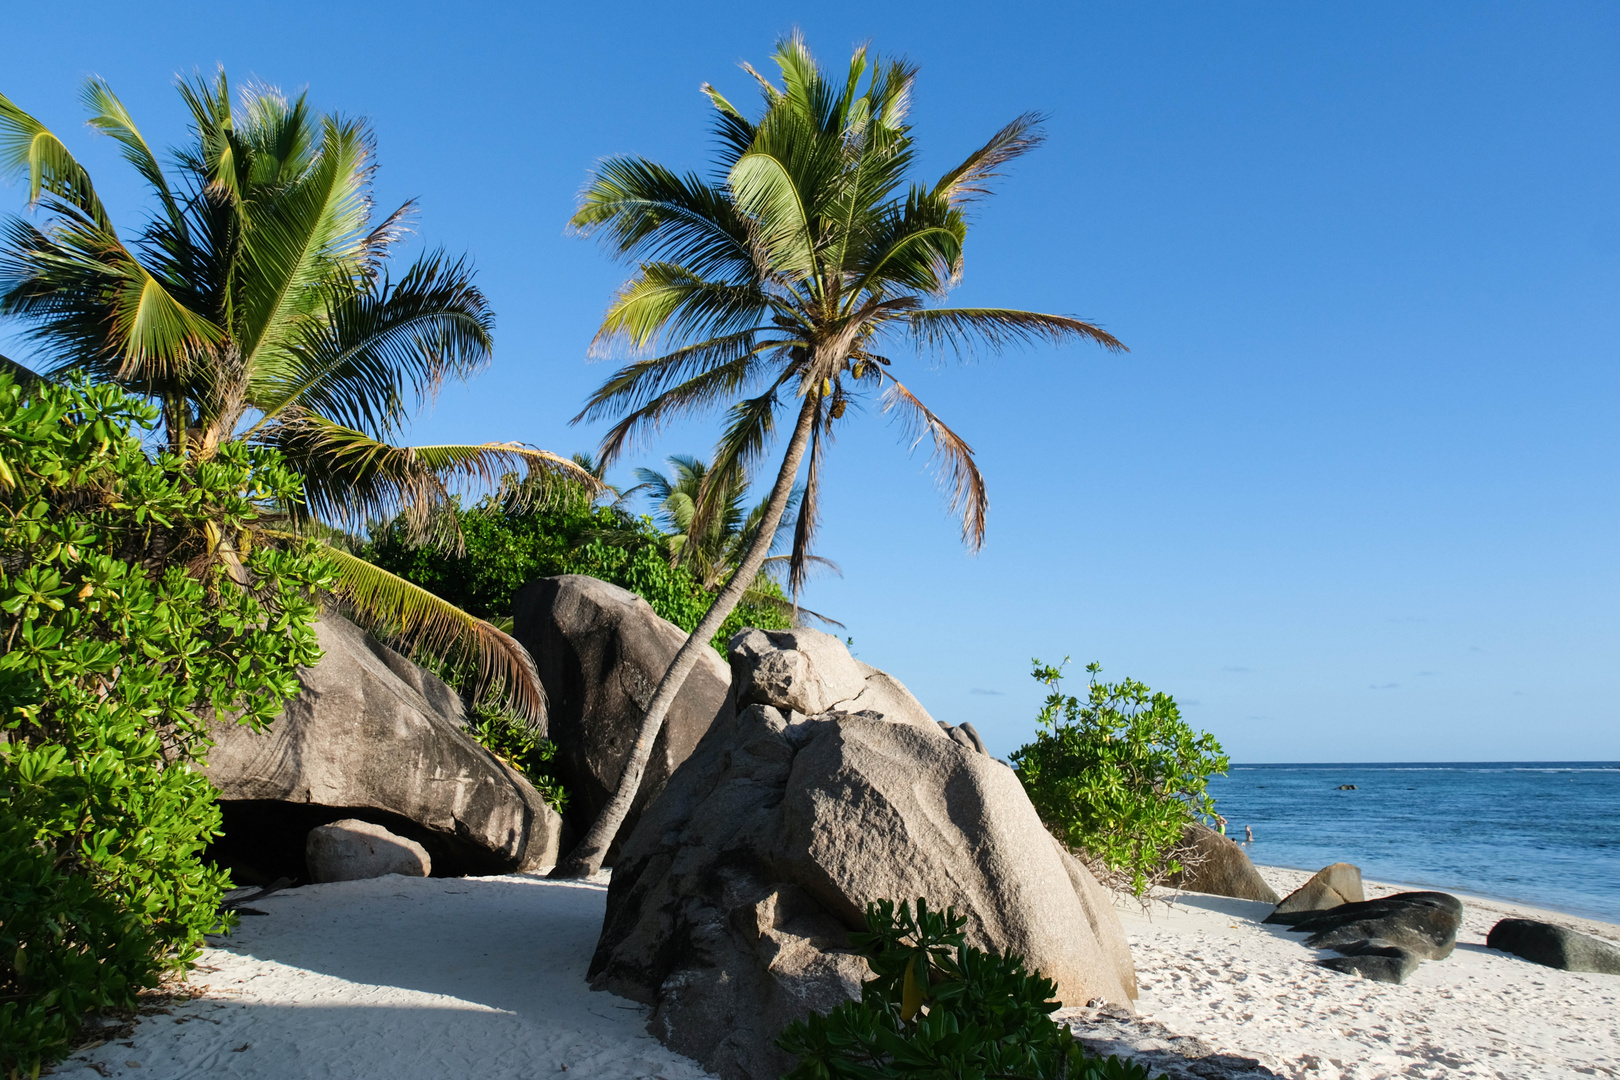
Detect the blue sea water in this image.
<box><xmin>1205</xmin><ymin>762</ymin><xmax>1620</xmax><ymax>924</ymax></box>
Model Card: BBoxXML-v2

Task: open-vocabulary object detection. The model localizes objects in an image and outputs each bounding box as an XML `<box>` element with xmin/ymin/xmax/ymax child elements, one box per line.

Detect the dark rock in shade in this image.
<box><xmin>1163</xmin><ymin>821</ymin><xmax>1282</xmax><ymax>904</ymax></box>
<box><xmin>305</xmin><ymin>818</ymin><xmax>431</xmax><ymax>882</ymax></box>
<box><xmin>591</xmin><ymin>631</ymin><xmax>1136</xmax><ymax>1080</ymax></box>
<box><xmin>1285</xmin><ymin>891</ymin><xmax>1462</xmax><ymax>938</ymax></box>
<box><xmin>1303</xmin><ymin>902</ymin><xmax>1460</xmax><ymax>960</ymax></box>
<box><xmin>1315</xmin><ymin>945</ymin><xmax>1421</xmax><ymax>984</ymax></box>
<box><xmin>205</xmin><ymin>615</ymin><xmax>562</xmax><ymax>882</ymax></box>
<box><xmin>1487</xmin><ymin>918</ymin><xmax>1620</xmax><ymax>974</ymax></box>
<box><xmin>511</xmin><ymin>575</ymin><xmax>733</xmax><ymax>857</ymax></box>
<box><xmin>1282</xmin><ymin>891</ymin><xmax>1462</xmax><ymax>983</ymax></box>
<box><xmin>1265</xmin><ymin>863</ymin><xmax>1365</xmax><ymax>924</ymax></box>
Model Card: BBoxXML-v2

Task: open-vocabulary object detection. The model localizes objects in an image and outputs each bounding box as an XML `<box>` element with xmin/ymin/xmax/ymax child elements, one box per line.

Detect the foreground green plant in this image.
<box><xmin>778</xmin><ymin>898</ymin><xmax>1160</xmax><ymax>1080</ymax></box>
<box><xmin>0</xmin><ymin>376</ymin><xmax>331</xmax><ymax>1077</ymax></box>
<box><xmin>1012</xmin><ymin>661</ymin><xmax>1229</xmax><ymax>897</ymax></box>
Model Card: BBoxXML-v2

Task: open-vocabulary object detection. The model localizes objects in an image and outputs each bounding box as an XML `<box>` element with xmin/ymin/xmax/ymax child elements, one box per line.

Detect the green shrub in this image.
<box><xmin>0</xmin><ymin>376</ymin><xmax>331</xmax><ymax>1077</ymax></box>
<box><xmin>1011</xmin><ymin>661</ymin><xmax>1229</xmax><ymax>897</ymax></box>
<box><xmin>361</xmin><ymin>493</ymin><xmax>793</xmax><ymax>651</ymax></box>
<box><xmin>464</xmin><ymin>702</ymin><xmax>568</xmax><ymax>811</ymax></box>
<box><xmin>778</xmin><ymin>898</ymin><xmax>1160</xmax><ymax>1080</ymax></box>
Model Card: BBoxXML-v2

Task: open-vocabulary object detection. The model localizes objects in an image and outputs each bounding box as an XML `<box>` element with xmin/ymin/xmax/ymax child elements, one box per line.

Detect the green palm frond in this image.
<box><xmin>276</xmin><ymin>417</ymin><xmax>598</xmax><ymax>544</ymax></box>
<box><xmin>0</xmin><ymin>92</ymin><xmax>111</xmax><ymax>229</ymax></box>
<box><xmin>313</xmin><ymin>542</ymin><xmax>546</xmax><ymax>724</ymax></box>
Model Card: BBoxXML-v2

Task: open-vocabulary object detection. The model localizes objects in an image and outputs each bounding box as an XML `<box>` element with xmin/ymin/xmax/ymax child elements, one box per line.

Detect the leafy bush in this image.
<box><xmin>778</xmin><ymin>898</ymin><xmax>1160</xmax><ymax>1080</ymax></box>
<box><xmin>362</xmin><ymin>492</ymin><xmax>793</xmax><ymax>650</ymax></box>
<box><xmin>464</xmin><ymin>702</ymin><xmax>568</xmax><ymax>811</ymax></box>
<box><xmin>1011</xmin><ymin>661</ymin><xmax>1229</xmax><ymax>897</ymax></box>
<box><xmin>0</xmin><ymin>376</ymin><xmax>331</xmax><ymax>1077</ymax></box>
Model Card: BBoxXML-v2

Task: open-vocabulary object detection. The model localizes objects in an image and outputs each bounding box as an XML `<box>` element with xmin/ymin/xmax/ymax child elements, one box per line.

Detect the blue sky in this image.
<box><xmin>5</xmin><ymin>2</ymin><xmax>1616</xmax><ymax>761</ymax></box>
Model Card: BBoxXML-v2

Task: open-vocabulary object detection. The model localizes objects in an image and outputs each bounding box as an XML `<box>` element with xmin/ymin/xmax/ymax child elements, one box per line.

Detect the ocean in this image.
<box><xmin>1204</xmin><ymin>762</ymin><xmax>1620</xmax><ymax>924</ymax></box>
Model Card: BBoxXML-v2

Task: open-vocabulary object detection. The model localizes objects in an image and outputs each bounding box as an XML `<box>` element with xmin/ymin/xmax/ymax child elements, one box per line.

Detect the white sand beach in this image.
<box><xmin>1090</xmin><ymin>866</ymin><xmax>1620</xmax><ymax>1080</ymax></box>
<box><xmin>46</xmin><ymin>867</ymin><xmax>1620</xmax><ymax>1080</ymax></box>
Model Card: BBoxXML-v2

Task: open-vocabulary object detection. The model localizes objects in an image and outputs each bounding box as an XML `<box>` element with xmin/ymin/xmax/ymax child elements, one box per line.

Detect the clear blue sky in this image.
<box><xmin>5</xmin><ymin>2</ymin><xmax>1616</xmax><ymax>761</ymax></box>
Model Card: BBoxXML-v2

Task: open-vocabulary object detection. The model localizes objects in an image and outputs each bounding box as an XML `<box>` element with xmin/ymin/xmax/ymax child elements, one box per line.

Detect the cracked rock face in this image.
<box><xmin>591</xmin><ymin>630</ymin><xmax>1137</xmax><ymax>1080</ymax></box>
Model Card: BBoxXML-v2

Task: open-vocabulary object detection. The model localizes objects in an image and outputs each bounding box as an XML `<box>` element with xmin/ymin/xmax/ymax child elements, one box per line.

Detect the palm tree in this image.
<box><xmin>554</xmin><ymin>34</ymin><xmax>1126</xmax><ymax>876</ymax></box>
<box><xmin>0</xmin><ymin>73</ymin><xmax>591</xmax><ymax>719</ymax></box>
<box><xmin>629</xmin><ymin>453</ymin><xmax>838</xmax><ymax>624</ymax></box>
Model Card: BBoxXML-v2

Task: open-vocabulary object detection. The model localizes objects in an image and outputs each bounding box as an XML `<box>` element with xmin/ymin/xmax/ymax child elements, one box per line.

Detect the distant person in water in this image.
<box><xmin>1216</xmin><ymin>814</ymin><xmax>1228</xmax><ymax>836</ymax></box>
<box><xmin>1245</xmin><ymin>825</ymin><xmax>1254</xmax><ymax>844</ymax></box>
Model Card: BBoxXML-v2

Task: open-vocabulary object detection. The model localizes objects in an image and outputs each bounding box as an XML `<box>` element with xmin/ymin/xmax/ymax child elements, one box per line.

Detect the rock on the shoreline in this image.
<box><xmin>1487</xmin><ymin>918</ymin><xmax>1620</xmax><ymax>974</ymax></box>
<box><xmin>205</xmin><ymin>615</ymin><xmax>562</xmax><ymax>881</ymax></box>
<box><xmin>306</xmin><ymin>819</ymin><xmax>431</xmax><ymax>882</ymax></box>
<box><xmin>1164</xmin><ymin>822</ymin><xmax>1281</xmax><ymax>904</ymax></box>
<box><xmin>1283</xmin><ymin>891</ymin><xmax>1462</xmax><ymax>984</ymax></box>
<box><xmin>1265</xmin><ymin>862</ymin><xmax>1365</xmax><ymax>923</ymax></box>
<box><xmin>511</xmin><ymin>575</ymin><xmax>732</xmax><ymax>857</ymax></box>
<box><xmin>591</xmin><ymin>631</ymin><xmax>1137</xmax><ymax>1080</ymax></box>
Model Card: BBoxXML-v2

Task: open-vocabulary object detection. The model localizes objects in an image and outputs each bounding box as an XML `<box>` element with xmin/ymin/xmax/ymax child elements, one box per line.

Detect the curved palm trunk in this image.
<box><xmin>551</xmin><ymin>392</ymin><xmax>821</xmax><ymax>878</ymax></box>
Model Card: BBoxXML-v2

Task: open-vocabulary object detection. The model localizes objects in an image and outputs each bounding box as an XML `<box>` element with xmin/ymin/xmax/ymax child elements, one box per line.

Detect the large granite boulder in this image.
<box><xmin>205</xmin><ymin>614</ymin><xmax>562</xmax><ymax>882</ymax></box>
<box><xmin>306</xmin><ymin>819</ymin><xmax>431</xmax><ymax>882</ymax></box>
<box><xmin>512</xmin><ymin>575</ymin><xmax>733</xmax><ymax>854</ymax></box>
<box><xmin>590</xmin><ymin>632</ymin><xmax>1137</xmax><ymax>1080</ymax></box>
<box><xmin>1487</xmin><ymin>919</ymin><xmax>1620</xmax><ymax>974</ymax></box>
<box><xmin>1265</xmin><ymin>862</ymin><xmax>1365</xmax><ymax>923</ymax></box>
<box><xmin>1164</xmin><ymin>822</ymin><xmax>1281</xmax><ymax>904</ymax></box>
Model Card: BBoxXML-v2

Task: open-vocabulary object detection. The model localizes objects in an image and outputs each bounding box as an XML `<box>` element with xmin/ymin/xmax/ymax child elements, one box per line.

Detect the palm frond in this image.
<box><xmin>594</xmin><ymin>262</ymin><xmax>771</xmax><ymax>350</ymax></box>
<box><xmin>575</xmin><ymin>328</ymin><xmax>781</xmax><ymax>424</ymax></box>
<box><xmin>880</xmin><ymin>373</ymin><xmax>988</xmax><ymax>550</ymax></box>
<box><xmin>570</xmin><ymin>158</ymin><xmax>756</xmax><ymax>280</ymax></box>
<box><xmin>931</xmin><ymin>112</ymin><xmax>1047</xmax><ymax>205</ymax></box>
<box><xmin>275</xmin><ymin>418</ymin><xmax>598</xmax><ymax>544</ymax></box>
<box><xmin>0</xmin><ymin>93</ymin><xmax>111</xmax><ymax>230</ymax></box>
<box><xmin>904</xmin><ymin>307</ymin><xmax>1126</xmax><ymax>357</ymax></box>
<box><xmin>81</xmin><ymin>78</ymin><xmax>189</xmax><ymax>238</ymax></box>
<box><xmin>249</xmin><ymin>250</ymin><xmax>494</xmax><ymax>436</ymax></box>
<box><xmin>787</xmin><ymin>391</ymin><xmax>825</xmax><ymax>595</ymax></box>
<box><xmin>315</xmin><ymin>542</ymin><xmax>546</xmax><ymax>724</ymax></box>
<box><xmin>587</xmin><ymin>346</ymin><xmax>784</xmax><ymax>466</ymax></box>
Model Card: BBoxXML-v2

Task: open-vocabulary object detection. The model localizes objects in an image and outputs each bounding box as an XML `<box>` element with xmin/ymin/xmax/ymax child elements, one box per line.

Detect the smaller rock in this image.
<box><xmin>1336</xmin><ymin>784</ymin><xmax>1357</xmax><ymax>790</ymax></box>
<box><xmin>730</xmin><ymin>628</ymin><xmax>868</xmax><ymax>715</ymax></box>
<box><xmin>1265</xmin><ymin>863</ymin><xmax>1365</xmax><ymax>924</ymax></box>
<box><xmin>1163</xmin><ymin>821</ymin><xmax>1281</xmax><ymax>904</ymax></box>
<box><xmin>1315</xmin><ymin>944</ymin><xmax>1420</xmax><ymax>984</ymax></box>
<box><xmin>1487</xmin><ymin>918</ymin><xmax>1620</xmax><ymax>974</ymax></box>
<box><xmin>306</xmin><ymin>819</ymin><xmax>431</xmax><ymax>882</ymax></box>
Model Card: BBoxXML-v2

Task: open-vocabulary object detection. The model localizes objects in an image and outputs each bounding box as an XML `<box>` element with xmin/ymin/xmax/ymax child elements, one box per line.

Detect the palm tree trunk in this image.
<box><xmin>551</xmin><ymin>391</ymin><xmax>821</xmax><ymax>878</ymax></box>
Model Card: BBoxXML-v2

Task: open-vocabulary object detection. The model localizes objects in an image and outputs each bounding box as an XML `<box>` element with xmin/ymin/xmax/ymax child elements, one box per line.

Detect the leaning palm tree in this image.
<box><xmin>554</xmin><ymin>34</ymin><xmax>1126</xmax><ymax>876</ymax></box>
<box><xmin>0</xmin><ymin>73</ymin><xmax>592</xmax><ymax>719</ymax></box>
